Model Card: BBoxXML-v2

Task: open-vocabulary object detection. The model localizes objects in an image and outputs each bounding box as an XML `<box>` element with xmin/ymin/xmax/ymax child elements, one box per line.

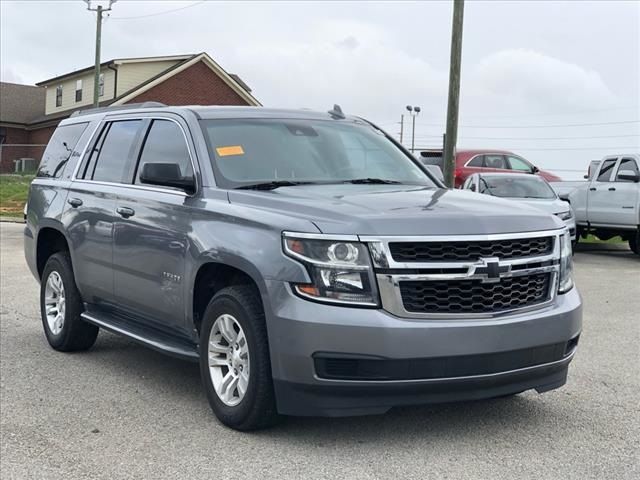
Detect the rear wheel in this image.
<box><xmin>40</xmin><ymin>252</ymin><xmax>99</xmax><ymax>351</ymax></box>
<box><xmin>629</xmin><ymin>230</ymin><xmax>639</xmax><ymax>255</ymax></box>
<box><xmin>199</xmin><ymin>285</ymin><xmax>279</xmax><ymax>430</ymax></box>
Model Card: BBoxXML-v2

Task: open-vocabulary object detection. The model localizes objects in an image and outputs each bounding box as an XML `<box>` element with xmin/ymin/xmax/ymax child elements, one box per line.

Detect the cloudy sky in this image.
<box><xmin>1</xmin><ymin>0</ymin><xmax>638</xmax><ymax>178</ymax></box>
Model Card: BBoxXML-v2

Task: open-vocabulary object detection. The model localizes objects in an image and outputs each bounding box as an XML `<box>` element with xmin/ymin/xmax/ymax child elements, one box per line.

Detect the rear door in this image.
<box><xmin>64</xmin><ymin>119</ymin><xmax>145</xmax><ymax>304</ymax></box>
<box><xmin>111</xmin><ymin>116</ymin><xmax>197</xmax><ymax>334</ymax></box>
<box><xmin>607</xmin><ymin>157</ymin><xmax>640</xmax><ymax>226</ymax></box>
<box><xmin>587</xmin><ymin>157</ymin><xmax>619</xmax><ymax>225</ymax></box>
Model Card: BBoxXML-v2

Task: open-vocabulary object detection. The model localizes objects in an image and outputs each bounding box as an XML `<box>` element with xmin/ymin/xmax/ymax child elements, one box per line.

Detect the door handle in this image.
<box><xmin>589</xmin><ymin>187</ymin><xmax>597</xmax><ymax>191</ymax></box>
<box><xmin>67</xmin><ymin>197</ymin><xmax>83</xmax><ymax>208</ymax></box>
<box><xmin>116</xmin><ymin>206</ymin><xmax>135</xmax><ymax>218</ymax></box>
<box><xmin>608</xmin><ymin>187</ymin><xmax>616</xmax><ymax>191</ymax></box>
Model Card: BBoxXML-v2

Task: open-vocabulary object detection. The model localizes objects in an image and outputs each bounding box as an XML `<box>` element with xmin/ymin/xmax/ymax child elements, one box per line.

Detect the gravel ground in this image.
<box><xmin>1</xmin><ymin>222</ymin><xmax>638</xmax><ymax>479</ymax></box>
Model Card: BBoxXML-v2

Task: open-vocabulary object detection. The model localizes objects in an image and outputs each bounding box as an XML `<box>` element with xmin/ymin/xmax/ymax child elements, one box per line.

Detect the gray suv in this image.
<box><xmin>24</xmin><ymin>104</ymin><xmax>582</xmax><ymax>430</ymax></box>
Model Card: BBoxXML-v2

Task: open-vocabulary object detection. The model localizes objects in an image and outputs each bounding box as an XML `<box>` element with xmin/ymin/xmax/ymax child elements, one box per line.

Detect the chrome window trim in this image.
<box><xmin>313</xmin><ymin>346</ymin><xmax>576</xmax><ymax>385</ymax></box>
<box><xmin>361</xmin><ymin>229</ymin><xmax>564</xmax><ymax>319</ymax></box>
<box><xmin>70</xmin><ymin>179</ymin><xmax>188</xmax><ymax>197</ymax></box>
<box><xmin>70</xmin><ymin>114</ymin><xmax>199</xmax><ymax>196</ymax></box>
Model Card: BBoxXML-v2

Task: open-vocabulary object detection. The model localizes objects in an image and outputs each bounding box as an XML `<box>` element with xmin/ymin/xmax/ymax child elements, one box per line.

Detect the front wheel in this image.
<box><xmin>199</xmin><ymin>285</ymin><xmax>279</xmax><ymax>430</ymax></box>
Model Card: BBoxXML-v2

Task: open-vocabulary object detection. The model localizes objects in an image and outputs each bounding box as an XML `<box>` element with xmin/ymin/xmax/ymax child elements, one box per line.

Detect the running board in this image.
<box><xmin>81</xmin><ymin>312</ymin><xmax>199</xmax><ymax>362</ymax></box>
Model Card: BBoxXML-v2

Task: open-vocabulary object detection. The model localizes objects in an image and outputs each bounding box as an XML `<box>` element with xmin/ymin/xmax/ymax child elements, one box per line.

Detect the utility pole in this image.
<box><xmin>84</xmin><ymin>1</ymin><xmax>116</xmax><ymax>107</ymax></box>
<box><xmin>399</xmin><ymin>114</ymin><xmax>405</xmax><ymax>145</ymax></box>
<box><xmin>443</xmin><ymin>0</ymin><xmax>464</xmax><ymax>188</ymax></box>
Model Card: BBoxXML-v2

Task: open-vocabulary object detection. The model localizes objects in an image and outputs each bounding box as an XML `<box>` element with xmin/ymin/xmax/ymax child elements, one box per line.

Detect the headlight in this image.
<box><xmin>283</xmin><ymin>233</ymin><xmax>379</xmax><ymax>306</ymax></box>
<box><xmin>555</xmin><ymin>210</ymin><xmax>573</xmax><ymax>221</ymax></box>
<box><xmin>558</xmin><ymin>231</ymin><xmax>573</xmax><ymax>293</ymax></box>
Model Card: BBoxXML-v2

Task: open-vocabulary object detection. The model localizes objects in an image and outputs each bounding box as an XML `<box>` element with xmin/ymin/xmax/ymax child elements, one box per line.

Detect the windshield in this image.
<box><xmin>200</xmin><ymin>118</ymin><xmax>436</xmax><ymax>189</ymax></box>
<box><xmin>479</xmin><ymin>176</ymin><xmax>557</xmax><ymax>199</ymax></box>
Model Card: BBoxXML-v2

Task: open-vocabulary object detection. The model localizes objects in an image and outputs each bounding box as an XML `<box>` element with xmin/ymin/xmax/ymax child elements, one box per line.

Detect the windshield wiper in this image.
<box><xmin>344</xmin><ymin>178</ymin><xmax>401</xmax><ymax>185</ymax></box>
<box><xmin>236</xmin><ymin>180</ymin><xmax>316</xmax><ymax>191</ymax></box>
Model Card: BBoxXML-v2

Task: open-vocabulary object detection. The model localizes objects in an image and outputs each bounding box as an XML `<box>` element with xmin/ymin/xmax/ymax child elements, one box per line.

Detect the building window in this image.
<box><xmin>99</xmin><ymin>73</ymin><xmax>104</xmax><ymax>97</ymax></box>
<box><xmin>55</xmin><ymin>85</ymin><xmax>63</xmax><ymax>107</ymax></box>
<box><xmin>75</xmin><ymin>79</ymin><xmax>83</xmax><ymax>102</ymax></box>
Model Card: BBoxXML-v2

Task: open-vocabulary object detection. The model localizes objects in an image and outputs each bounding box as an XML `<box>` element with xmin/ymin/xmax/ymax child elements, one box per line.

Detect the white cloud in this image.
<box><xmin>233</xmin><ymin>19</ymin><xmax>448</xmax><ymax>123</ymax></box>
<box><xmin>471</xmin><ymin>49</ymin><xmax>618</xmax><ymax>113</ymax></box>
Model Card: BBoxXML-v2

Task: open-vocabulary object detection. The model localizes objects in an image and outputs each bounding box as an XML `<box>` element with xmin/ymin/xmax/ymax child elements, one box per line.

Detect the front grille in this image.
<box><xmin>399</xmin><ymin>273</ymin><xmax>550</xmax><ymax>314</ymax></box>
<box><xmin>389</xmin><ymin>237</ymin><xmax>553</xmax><ymax>262</ymax></box>
<box><xmin>314</xmin><ymin>340</ymin><xmax>575</xmax><ymax>381</ymax></box>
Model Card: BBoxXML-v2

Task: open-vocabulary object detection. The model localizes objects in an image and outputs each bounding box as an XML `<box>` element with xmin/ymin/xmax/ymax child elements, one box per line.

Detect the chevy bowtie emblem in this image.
<box><xmin>473</xmin><ymin>257</ymin><xmax>511</xmax><ymax>283</ymax></box>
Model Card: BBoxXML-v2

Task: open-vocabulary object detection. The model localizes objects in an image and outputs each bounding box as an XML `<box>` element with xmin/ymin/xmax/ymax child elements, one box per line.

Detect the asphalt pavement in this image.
<box><xmin>1</xmin><ymin>222</ymin><xmax>638</xmax><ymax>479</ymax></box>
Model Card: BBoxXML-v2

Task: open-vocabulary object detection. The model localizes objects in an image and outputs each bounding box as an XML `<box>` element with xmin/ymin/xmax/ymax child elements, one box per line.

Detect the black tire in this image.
<box><xmin>629</xmin><ymin>230</ymin><xmax>639</xmax><ymax>255</ymax></box>
<box><xmin>40</xmin><ymin>252</ymin><xmax>99</xmax><ymax>351</ymax></box>
<box><xmin>199</xmin><ymin>285</ymin><xmax>279</xmax><ymax>430</ymax></box>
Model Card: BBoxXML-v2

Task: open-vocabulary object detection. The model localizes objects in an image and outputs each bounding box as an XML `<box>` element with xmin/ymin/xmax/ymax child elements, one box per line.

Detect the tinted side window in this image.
<box><xmin>467</xmin><ymin>155</ymin><xmax>484</xmax><ymax>167</ymax></box>
<box><xmin>483</xmin><ymin>155</ymin><xmax>507</xmax><ymax>169</ymax></box>
<box><xmin>91</xmin><ymin>120</ymin><xmax>143</xmax><ymax>183</ymax></box>
<box><xmin>596</xmin><ymin>158</ymin><xmax>617</xmax><ymax>182</ymax></box>
<box><xmin>135</xmin><ymin>120</ymin><xmax>193</xmax><ymax>184</ymax></box>
<box><xmin>37</xmin><ymin>123</ymin><xmax>88</xmax><ymax>178</ymax></box>
<box><xmin>616</xmin><ymin>158</ymin><xmax>640</xmax><ymax>182</ymax></box>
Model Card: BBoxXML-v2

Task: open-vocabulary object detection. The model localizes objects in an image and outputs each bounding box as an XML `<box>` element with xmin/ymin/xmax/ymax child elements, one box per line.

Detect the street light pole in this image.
<box><xmin>399</xmin><ymin>114</ymin><xmax>404</xmax><ymax>145</ymax></box>
<box><xmin>84</xmin><ymin>1</ymin><xmax>116</xmax><ymax>107</ymax></box>
<box><xmin>443</xmin><ymin>0</ymin><xmax>465</xmax><ymax>188</ymax></box>
<box><xmin>406</xmin><ymin>105</ymin><xmax>421</xmax><ymax>153</ymax></box>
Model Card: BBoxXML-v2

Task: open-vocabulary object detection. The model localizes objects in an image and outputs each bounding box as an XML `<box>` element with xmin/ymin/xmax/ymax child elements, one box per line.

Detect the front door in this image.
<box><xmin>112</xmin><ymin>118</ymin><xmax>196</xmax><ymax>334</ymax></box>
<box><xmin>607</xmin><ymin>157</ymin><xmax>640</xmax><ymax>226</ymax></box>
<box><xmin>588</xmin><ymin>157</ymin><xmax>620</xmax><ymax>225</ymax></box>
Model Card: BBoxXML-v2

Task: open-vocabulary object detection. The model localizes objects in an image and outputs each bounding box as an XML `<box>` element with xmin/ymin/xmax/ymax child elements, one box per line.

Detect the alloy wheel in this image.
<box><xmin>207</xmin><ymin>314</ymin><xmax>250</xmax><ymax>406</ymax></box>
<box><xmin>44</xmin><ymin>271</ymin><xmax>66</xmax><ymax>335</ymax></box>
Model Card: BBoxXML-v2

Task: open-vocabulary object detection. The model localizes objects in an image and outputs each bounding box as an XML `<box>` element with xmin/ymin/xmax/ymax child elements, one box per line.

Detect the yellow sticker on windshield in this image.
<box><xmin>216</xmin><ymin>145</ymin><xmax>245</xmax><ymax>157</ymax></box>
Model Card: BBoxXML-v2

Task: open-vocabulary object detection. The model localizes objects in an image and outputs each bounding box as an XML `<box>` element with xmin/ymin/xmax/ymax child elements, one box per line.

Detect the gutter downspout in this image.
<box><xmin>108</xmin><ymin>63</ymin><xmax>118</xmax><ymax>101</ymax></box>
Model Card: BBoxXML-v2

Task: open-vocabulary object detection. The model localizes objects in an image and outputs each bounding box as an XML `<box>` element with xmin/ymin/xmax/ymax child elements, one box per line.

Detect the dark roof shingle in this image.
<box><xmin>0</xmin><ymin>82</ymin><xmax>46</xmax><ymax>124</ymax></box>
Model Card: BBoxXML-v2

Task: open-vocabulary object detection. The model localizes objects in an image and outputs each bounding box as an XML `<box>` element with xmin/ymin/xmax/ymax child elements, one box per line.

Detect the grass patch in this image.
<box><xmin>0</xmin><ymin>174</ymin><xmax>34</xmax><ymax>216</ymax></box>
<box><xmin>581</xmin><ymin>234</ymin><xmax>625</xmax><ymax>244</ymax></box>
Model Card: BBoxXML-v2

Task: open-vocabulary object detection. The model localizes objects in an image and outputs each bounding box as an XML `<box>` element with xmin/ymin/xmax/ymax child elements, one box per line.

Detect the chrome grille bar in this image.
<box><xmin>361</xmin><ymin>229</ymin><xmax>564</xmax><ymax>319</ymax></box>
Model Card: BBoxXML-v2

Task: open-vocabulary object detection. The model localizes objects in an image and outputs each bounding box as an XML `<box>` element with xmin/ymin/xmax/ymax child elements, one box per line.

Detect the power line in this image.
<box><xmin>456</xmin><ymin>105</ymin><xmax>640</xmax><ymax>119</ymax></box>
<box><xmin>413</xmin><ymin>119</ymin><xmax>640</xmax><ymax>129</ymax></box>
<box><xmin>414</xmin><ymin>145</ymin><xmax>639</xmax><ymax>151</ymax></box>
<box><xmin>411</xmin><ymin>133</ymin><xmax>640</xmax><ymax>140</ymax></box>
<box><xmin>109</xmin><ymin>1</ymin><xmax>205</xmax><ymax>20</ymax></box>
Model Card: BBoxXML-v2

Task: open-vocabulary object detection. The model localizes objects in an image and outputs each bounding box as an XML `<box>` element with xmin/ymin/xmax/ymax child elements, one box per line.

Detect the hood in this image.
<box><xmin>508</xmin><ymin>197</ymin><xmax>571</xmax><ymax>216</ymax></box>
<box><xmin>227</xmin><ymin>185</ymin><xmax>564</xmax><ymax>236</ymax></box>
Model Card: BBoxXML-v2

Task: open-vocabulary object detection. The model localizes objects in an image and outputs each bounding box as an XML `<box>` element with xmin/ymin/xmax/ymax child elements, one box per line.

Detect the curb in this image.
<box><xmin>0</xmin><ymin>216</ymin><xmax>25</xmax><ymax>224</ymax></box>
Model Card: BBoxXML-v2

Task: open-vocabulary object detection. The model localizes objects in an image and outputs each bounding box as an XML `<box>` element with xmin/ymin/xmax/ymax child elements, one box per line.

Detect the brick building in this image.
<box><xmin>0</xmin><ymin>52</ymin><xmax>260</xmax><ymax>172</ymax></box>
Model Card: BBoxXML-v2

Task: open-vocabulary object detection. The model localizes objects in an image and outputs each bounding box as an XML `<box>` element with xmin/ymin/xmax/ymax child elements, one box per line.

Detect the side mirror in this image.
<box><xmin>139</xmin><ymin>163</ymin><xmax>195</xmax><ymax>193</ymax></box>
<box><xmin>532</xmin><ymin>165</ymin><xmax>540</xmax><ymax>173</ymax></box>
<box><xmin>617</xmin><ymin>170</ymin><xmax>640</xmax><ymax>183</ymax></box>
<box><xmin>583</xmin><ymin>174</ymin><xmax>589</xmax><ymax>179</ymax></box>
<box><xmin>425</xmin><ymin>164</ymin><xmax>444</xmax><ymax>183</ymax></box>
<box><xmin>469</xmin><ymin>183</ymin><xmax>477</xmax><ymax>192</ymax></box>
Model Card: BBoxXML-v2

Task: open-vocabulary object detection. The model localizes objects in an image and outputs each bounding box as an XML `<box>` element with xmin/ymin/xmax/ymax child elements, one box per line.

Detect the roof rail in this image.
<box><xmin>70</xmin><ymin>102</ymin><xmax>167</xmax><ymax>117</ymax></box>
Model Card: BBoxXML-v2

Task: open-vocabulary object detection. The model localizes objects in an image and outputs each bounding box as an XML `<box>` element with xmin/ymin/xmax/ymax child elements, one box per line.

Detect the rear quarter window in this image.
<box><xmin>36</xmin><ymin>122</ymin><xmax>89</xmax><ymax>178</ymax></box>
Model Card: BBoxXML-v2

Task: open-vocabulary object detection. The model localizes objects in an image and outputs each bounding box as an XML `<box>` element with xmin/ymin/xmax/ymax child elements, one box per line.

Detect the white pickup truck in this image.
<box><xmin>569</xmin><ymin>154</ymin><xmax>640</xmax><ymax>254</ymax></box>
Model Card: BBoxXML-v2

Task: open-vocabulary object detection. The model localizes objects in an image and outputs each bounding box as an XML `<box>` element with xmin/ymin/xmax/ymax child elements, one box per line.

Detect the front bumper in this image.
<box><xmin>264</xmin><ymin>280</ymin><xmax>582</xmax><ymax>417</ymax></box>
